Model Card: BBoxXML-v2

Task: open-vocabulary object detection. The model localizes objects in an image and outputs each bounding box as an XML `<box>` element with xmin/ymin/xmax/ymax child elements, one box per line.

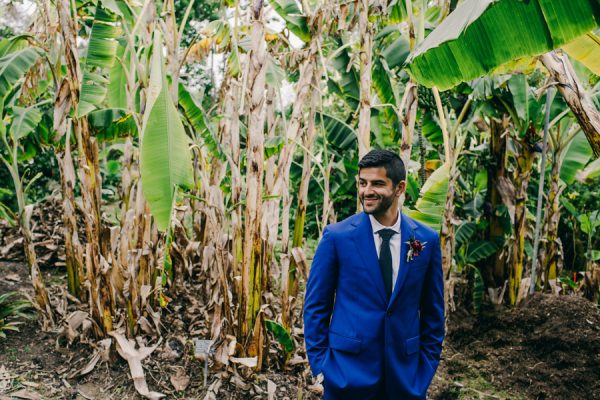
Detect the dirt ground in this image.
<box><xmin>0</xmin><ymin>234</ymin><xmax>600</xmax><ymax>400</ymax></box>
<box><xmin>1</xmin><ymin>258</ymin><xmax>600</xmax><ymax>399</ymax></box>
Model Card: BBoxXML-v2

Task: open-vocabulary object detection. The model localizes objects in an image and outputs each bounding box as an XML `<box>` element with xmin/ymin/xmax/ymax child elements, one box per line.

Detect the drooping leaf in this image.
<box><xmin>466</xmin><ymin>240</ymin><xmax>498</xmax><ymax>264</ymax></box>
<box><xmin>9</xmin><ymin>106</ymin><xmax>42</xmax><ymax>140</ymax></box>
<box><xmin>507</xmin><ymin>74</ymin><xmax>529</xmax><ymax>125</ymax></box>
<box><xmin>561</xmin><ymin>131</ymin><xmax>593</xmax><ymax>184</ymax></box>
<box><xmin>88</xmin><ymin>108</ymin><xmax>137</xmax><ymax>140</ymax></box>
<box><xmin>0</xmin><ymin>35</ymin><xmax>29</xmax><ymax>58</ymax></box>
<box><xmin>264</xmin><ymin>135</ymin><xmax>286</xmax><ymax>158</ymax></box>
<box><xmin>178</xmin><ymin>83</ymin><xmax>225</xmax><ymax>160</ymax></box>
<box><xmin>381</xmin><ymin>36</ymin><xmax>410</xmax><ymax>69</ymax></box>
<box><xmin>407</xmin><ymin>162</ymin><xmax>450</xmax><ymax>231</ymax></box>
<box><xmin>406</xmin><ymin>0</ymin><xmax>600</xmax><ymax>90</ymax></box>
<box><xmin>562</xmin><ymin>32</ymin><xmax>600</xmax><ymax>75</ymax></box>
<box><xmin>140</xmin><ymin>36</ymin><xmax>194</xmax><ymax>231</ymax></box>
<box><xmin>455</xmin><ymin>221</ymin><xmax>477</xmax><ymax>246</ymax></box>
<box><xmin>266</xmin><ymin>56</ymin><xmax>286</xmax><ymax>90</ymax></box>
<box><xmin>106</xmin><ymin>41</ymin><xmax>129</xmax><ymax>109</ymax></box>
<box><xmin>0</xmin><ymin>47</ymin><xmax>43</xmax><ymax>99</ymax></box>
<box><xmin>372</xmin><ymin>59</ymin><xmax>400</xmax><ymax>140</ymax></box>
<box><xmin>265</xmin><ymin>319</ymin><xmax>295</xmax><ymax>353</ymax></box>
<box><xmin>330</xmin><ymin>38</ymin><xmax>360</xmax><ymax>110</ymax></box>
<box><xmin>576</xmin><ymin>157</ymin><xmax>600</xmax><ymax>182</ymax></box>
<box><xmin>268</xmin><ymin>0</ymin><xmax>311</xmax><ymax>43</ymax></box>
<box><xmin>77</xmin><ymin>5</ymin><xmax>121</xmax><ymax>117</ymax></box>
<box><xmin>466</xmin><ymin>265</ymin><xmax>485</xmax><ymax>314</ymax></box>
<box><xmin>316</xmin><ymin>112</ymin><xmax>357</xmax><ymax>151</ymax></box>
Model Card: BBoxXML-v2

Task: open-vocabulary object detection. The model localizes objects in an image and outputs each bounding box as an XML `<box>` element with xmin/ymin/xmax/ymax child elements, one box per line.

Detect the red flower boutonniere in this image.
<box><xmin>406</xmin><ymin>237</ymin><xmax>426</xmax><ymax>263</ymax></box>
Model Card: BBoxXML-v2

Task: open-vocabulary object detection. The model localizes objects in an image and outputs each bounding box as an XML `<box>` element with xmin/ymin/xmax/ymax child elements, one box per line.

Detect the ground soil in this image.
<box><xmin>2</xmin><ymin>258</ymin><xmax>600</xmax><ymax>399</ymax></box>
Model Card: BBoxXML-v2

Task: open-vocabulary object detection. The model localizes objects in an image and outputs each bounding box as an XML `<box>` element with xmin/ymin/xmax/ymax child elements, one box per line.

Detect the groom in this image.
<box><xmin>304</xmin><ymin>149</ymin><xmax>444</xmax><ymax>399</ymax></box>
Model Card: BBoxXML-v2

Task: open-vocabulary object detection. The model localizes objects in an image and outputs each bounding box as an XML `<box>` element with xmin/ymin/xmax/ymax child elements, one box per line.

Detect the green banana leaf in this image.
<box><xmin>316</xmin><ymin>112</ymin><xmax>357</xmax><ymax>151</ymax></box>
<box><xmin>0</xmin><ymin>47</ymin><xmax>43</xmax><ymax>99</ymax></box>
<box><xmin>265</xmin><ymin>319</ymin><xmax>295</xmax><ymax>353</ymax></box>
<box><xmin>407</xmin><ymin>162</ymin><xmax>450</xmax><ymax>231</ymax></box>
<box><xmin>88</xmin><ymin>108</ymin><xmax>137</xmax><ymax>140</ymax></box>
<box><xmin>178</xmin><ymin>83</ymin><xmax>224</xmax><ymax>160</ymax></box>
<box><xmin>405</xmin><ymin>0</ymin><xmax>600</xmax><ymax>90</ymax></box>
<box><xmin>560</xmin><ymin>131</ymin><xmax>593</xmax><ymax>184</ymax></box>
<box><xmin>466</xmin><ymin>240</ymin><xmax>498</xmax><ymax>264</ymax></box>
<box><xmin>455</xmin><ymin>221</ymin><xmax>477</xmax><ymax>246</ymax></box>
<box><xmin>77</xmin><ymin>5</ymin><xmax>120</xmax><ymax>117</ymax></box>
<box><xmin>372</xmin><ymin>59</ymin><xmax>400</xmax><ymax>140</ymax></box>
<box><xmin>381</xmin><ymin>36</ymin><xmax>410</xmax><ymax>69</ymax></box>
<box><xmin>9</xmin><ymin>106</ymin><xmax>42</xmax><ymax>140</ymax></box>
<box><xmin>562</xmin><ymin>32</ymin><xmax>600</xmax><ymax>75</ymax></box>
<box><xmin>0</xmin><ymin>35</ymin><xmax>29</xmax><ymax>58</ymax></box>
<box><xmin>466</xmin><ymin>265</ymin><xmax>485</xmax><ymax>314</ymax></box>
<box><xmin>330</xmin><ymin>38</ymin><xmax>360</xmax><ymax>111</ymax></box>
<box><xmin>576</xmin><ymin>157</ymin><xmax>600</xmax><ymax>182</ymax></box>
<box><xmin>268</xmin><ymin>0</ymin><xmax>311</xmax><ymax>43</ymax></box>
<box><xmin>106</xmin><ymin>41</ymin><xmax>129</xmax><ymax>109</ymax></box>
<box><xmin>140</xmin><ymin>39</ymin><xmax>194</xmax><ymax>232</ymax></box>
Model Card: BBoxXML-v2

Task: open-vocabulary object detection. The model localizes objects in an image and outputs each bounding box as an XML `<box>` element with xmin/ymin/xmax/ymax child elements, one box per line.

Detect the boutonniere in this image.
<box><xmin>406</xmin><ymin>236</ymin><xmax>426</xmax><ymax>263</ymax></box>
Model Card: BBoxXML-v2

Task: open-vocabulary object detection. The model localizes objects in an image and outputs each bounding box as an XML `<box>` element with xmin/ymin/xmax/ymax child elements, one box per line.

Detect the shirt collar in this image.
<box><xmin>369</xmin><ymin>210</ymin><xmax>401</xmax><ymax>235</ymax></box>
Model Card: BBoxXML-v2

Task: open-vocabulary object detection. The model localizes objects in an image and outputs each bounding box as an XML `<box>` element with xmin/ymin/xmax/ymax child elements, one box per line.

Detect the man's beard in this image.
<box><xmin>360</xmin><ymin>192</ymin><xmax>396</xmax><ymax>216</ymax></box>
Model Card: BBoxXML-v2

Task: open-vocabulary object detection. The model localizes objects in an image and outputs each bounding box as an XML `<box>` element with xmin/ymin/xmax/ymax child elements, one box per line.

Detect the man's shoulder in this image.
<box><xmin>323</xmin><ymin>213</ymin><xmax>362</xmax><ymax>235</ymax></box>
<box><xmin>405</xmin><ymin>214</ymin><xmax>440</xmax><ymax>241</ymax></box>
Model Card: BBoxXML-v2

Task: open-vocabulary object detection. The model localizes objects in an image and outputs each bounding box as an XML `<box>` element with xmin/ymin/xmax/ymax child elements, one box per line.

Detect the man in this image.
<box><xmin>304</xmin><ymin>149</ymin><xmax>444</xmax><ymax>400</ymax></box>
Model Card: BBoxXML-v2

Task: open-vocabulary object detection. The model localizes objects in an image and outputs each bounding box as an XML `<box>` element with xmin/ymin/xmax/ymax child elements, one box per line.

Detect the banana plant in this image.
<box><xmin>405</xmin><ymin>0</ymin><xmax>600</xmax><ymax>156</ymax></box>
<box><xmin>140</xmin><ymin>32</ymin><xmax>194</xmax><ymax>232</ymax></box>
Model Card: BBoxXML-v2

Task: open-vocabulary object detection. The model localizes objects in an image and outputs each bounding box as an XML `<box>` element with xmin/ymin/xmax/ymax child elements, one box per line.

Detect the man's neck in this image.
<box><xmin>372</xmin><ymin>208</ymin><xmax>400</xmax><ymax>227</ymax></box>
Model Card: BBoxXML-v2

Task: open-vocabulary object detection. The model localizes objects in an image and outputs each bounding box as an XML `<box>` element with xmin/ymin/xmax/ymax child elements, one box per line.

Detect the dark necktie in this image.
<box><xmin>378</xmin><ymin>229</ymin><xmax>396</xmax><ymax>298</ymax></box>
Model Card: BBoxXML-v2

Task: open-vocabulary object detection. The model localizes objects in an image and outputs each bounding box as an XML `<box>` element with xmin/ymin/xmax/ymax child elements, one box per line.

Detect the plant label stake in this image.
<box><xmin>194</xmin><ymin>339</ymin><xmax>214</xmax><ymax>387</ymax></box>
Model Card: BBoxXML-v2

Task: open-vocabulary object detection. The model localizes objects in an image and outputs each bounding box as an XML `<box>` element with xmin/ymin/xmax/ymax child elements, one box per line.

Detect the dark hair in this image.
<box><xmin>358</xmin><ymin>149</ymin><xmax>406</xmax><ymax>186</ymax></box>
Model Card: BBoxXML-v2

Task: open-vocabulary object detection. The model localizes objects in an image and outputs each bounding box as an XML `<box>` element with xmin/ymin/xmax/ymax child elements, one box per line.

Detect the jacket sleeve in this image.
<box><xmin>303</xmin><ymin>226</ymin><xmax>338</xmax><ymax>376</ymax></box>
<box><xmin>419</xmin><ymin>233</ymin><xmax>445</xmax><ymax>370</ymax></box>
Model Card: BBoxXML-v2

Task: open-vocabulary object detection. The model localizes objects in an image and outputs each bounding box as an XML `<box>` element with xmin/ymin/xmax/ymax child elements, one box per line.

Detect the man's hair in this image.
<box><xmin>358</xmin><ymin>149</ymin><xmax>406</xmax><ymax>186</ymax></box>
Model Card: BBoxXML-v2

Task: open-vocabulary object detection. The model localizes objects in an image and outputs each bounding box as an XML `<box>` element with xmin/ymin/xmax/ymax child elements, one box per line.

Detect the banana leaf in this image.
<box><xmin>88</xmin><ymin>108</ymin><xmax>137</xmax><ymax>140</ymax></box>
<box><xmin>268</xmin><ymin>0</ymin><xmax>311</xmax><ymax>43</ymax></box>
<box><xmin>9</xmin><ymin>106</ymin><xmax>42</xmax><ymax>140</ymax></box>
<box><xmin>0</xmin><ymin>35</ymin><xmax>29</xmax><ymax>58</ymax></box>
<box><xmin>466</xmin><ymin>240</ymin><xmax>498</xmax><ymax>263</ymax></box>
<box><xmin>178</xmin><ymin>83</ymin><xmax>224</xmax><ymax>160</ymax></box>
<box><xmin>316</xmin><ymin>112</ymin><xmax>357</xmax><ymax>151</ymax></box>
<box><xmin>106</xmin><ymin>41</ymin><xmax>129</xmax><ymax>109</ymax></box>
<box><xmin>330</xmin><ymin>38</ymin><xmax>360</xmax><ymax>111</ymax></box>
<box><xmin>265</xmin><ymin>319</ymin><xmax>295</xmax><ymax>353</ymax></box>
<box><xmin>405</xmin><ymin>0</ymin><xmax>600</xmax><ymax>90</ymax></box>
<box><xmin>562</xmin><ymin>32</ymin><xmax>600</xmax><ymax>75</ymax></box>
<box><xmin>560</xmin><ymin>131</ymin><xmax>593</xmax><ymax>184</ymax></box>
<box><xmin>407</xmin><ymin>162</ymin><xmax>450</xmax><ymax>231</ymax></box>
<box><xmin>0</xmin><ymin>47</ymin><xmax>42</xmax><ymax>99</ymax></box>
<box><xmin>77</xmin><ymin>5</ymin><xmax>120</xmax><ymax>117</ymax></box>
<box><xmin>140</xmin><ymin>37</ymin><xmax>194</xmax><ymax>231</ymax></box>
<box><xmin>455</xmin><ymin>221</ymin><xmax>477</xmax><ymax>246</ymax></box>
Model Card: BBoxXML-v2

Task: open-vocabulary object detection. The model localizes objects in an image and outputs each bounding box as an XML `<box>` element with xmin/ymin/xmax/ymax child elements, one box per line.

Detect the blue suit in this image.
<box><xmin>304</xmin><ymin>212</ymin><xmax>444</xmax><ymax>399</ymax></box>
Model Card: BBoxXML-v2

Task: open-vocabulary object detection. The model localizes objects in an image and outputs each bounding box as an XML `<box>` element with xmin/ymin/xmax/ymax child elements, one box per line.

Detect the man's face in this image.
<box><xmin>358</xmin><ymin>167</ymin><xmax>405</xmax><ymax>216</ymax></box>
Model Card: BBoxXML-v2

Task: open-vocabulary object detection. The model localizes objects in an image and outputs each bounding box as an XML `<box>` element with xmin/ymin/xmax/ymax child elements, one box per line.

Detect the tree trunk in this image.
<box><xmin>509</xmin><ymin>138</ymin><xmax>535</xmax><ymax>305</ymax></box>
<box><xmin>57</xmin><ymin>0</ymin><xmax>109</xmax><ymax>334</ymax></box>
<box><xmin>357</xmin><ymin>0</ymin><xmax>372</xmax><ymax>159</ymax></box>
<box><xmin>539</xmin><ymin>144</ymin><xmax>565</xmax><ymax>289</ymax></box>
<box><xmin>541</xmin><ymin>51</ymin><xmax>600</xmax><ymax>158</ymax></box>
<box><xmin>487</xmin><ymin>118</ymin><xmax>508</xmax><ymax>288</ymax></box>
<box><xmin>241</xmin><ymin>0</ymin><xmax>267</xmax><ymax>368</ymax></box>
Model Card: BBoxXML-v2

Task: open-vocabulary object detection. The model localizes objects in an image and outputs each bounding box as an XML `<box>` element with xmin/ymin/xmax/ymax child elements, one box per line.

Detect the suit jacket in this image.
<box><xmin>303</xmin><ymin>212</ymin><xmax>444</xmax><ymax>400</ymax></box>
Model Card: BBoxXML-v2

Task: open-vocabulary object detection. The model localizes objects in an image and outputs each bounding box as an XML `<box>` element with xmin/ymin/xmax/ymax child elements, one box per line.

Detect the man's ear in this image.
<box><xmin>395</xmin><ymin>181</ymin><xmax>406</xmax><ymax>197</ymax></box>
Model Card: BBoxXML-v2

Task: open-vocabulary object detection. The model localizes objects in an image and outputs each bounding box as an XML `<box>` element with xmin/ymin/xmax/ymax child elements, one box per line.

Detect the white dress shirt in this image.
<box><xmin>369</xmin><ymin>211</ymin><xmax>402</xmax><ymax>291</ymax></box>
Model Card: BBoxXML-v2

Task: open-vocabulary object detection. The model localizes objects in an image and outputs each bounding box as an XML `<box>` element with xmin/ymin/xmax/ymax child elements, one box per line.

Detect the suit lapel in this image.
<box><xmin>352</xmin><ymin>212</ymin><xmax>387</xmax><ymax>305</ymax></box>
<box><xmin>389</xmin><ymin>213</ymin><xmax>418</xmax><ymax>307</ymax></box>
